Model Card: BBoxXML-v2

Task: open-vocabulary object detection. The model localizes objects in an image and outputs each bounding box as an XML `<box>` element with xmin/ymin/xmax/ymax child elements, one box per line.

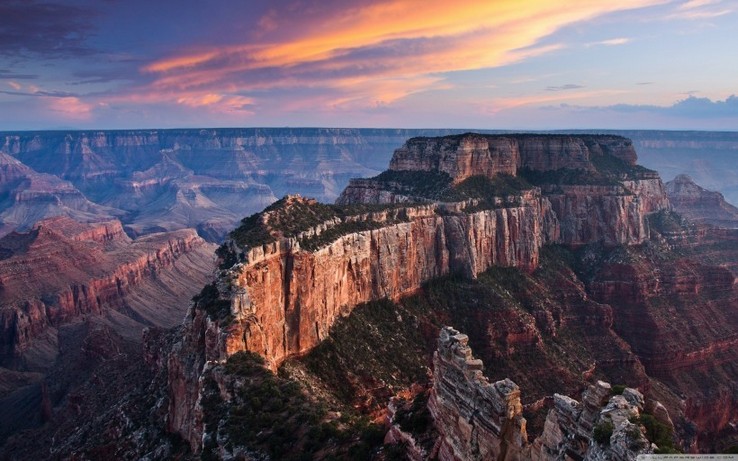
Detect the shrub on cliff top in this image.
<box><xmin>192</xmin><ymin>282</ymin><xmax>230</xmax><ymax>320</ymax></box>
<box><xmin>593</xmin><ymin>420</ymin><xmax>614</xmax><ymax>445</ymax></box>
<box><xmin>221</xmin><ymin>351</ymin><xmax>386</xmax><ymax>461</ymax></box>
<box><xmin>229</xmin><ymin>195</ymin><xmax>406</xmax><ymax>250</ymax></box>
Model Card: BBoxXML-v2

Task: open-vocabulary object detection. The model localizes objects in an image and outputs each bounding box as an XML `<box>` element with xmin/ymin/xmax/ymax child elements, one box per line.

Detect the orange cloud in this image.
<box><xmin>47</xmin><ymin>96</ymin><xmax>94</xmax><ymax>119</ymax></box>
<box><xmin>137</xmin><ymin>0</ymin><xmax>668</xmax><ymax>110</ymax></box>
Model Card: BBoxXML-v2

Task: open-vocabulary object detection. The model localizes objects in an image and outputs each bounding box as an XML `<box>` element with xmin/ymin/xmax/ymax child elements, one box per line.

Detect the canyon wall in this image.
<box><xmin>217</xmin><ymin>193</ymin><xmax>555</xmax><ymax>370</ymax></box>
<box><xmin>0</xmin><ymin>217</ymin><xmax>216</xmax><ymax>369</ymax></box>
<box><xmin>166</xmin><ymin>134</ymin><xmax>673</xmax><ymax>449</ymax></box>
<box><xmin>666</xmin><ymin>174</ymin><xmax>738</xmax><ymax>228</ymax></box>
<box><xmin>428</xmin><ymin>327</ymin><xmax>660</xmax><ymax>461</ymax></box>
<box><xmin>387</xmin><ymin>134</ymin><xmax>638</xmax><ymax>182</ymax></box>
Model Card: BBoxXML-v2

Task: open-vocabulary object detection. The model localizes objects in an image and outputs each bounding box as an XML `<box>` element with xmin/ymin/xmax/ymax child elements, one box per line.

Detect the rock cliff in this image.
<box><xmin>429</xmin><ymin>327</ymin><xmax>666</xmax><ymax>461</ymax></box>
<box><xmin>0</xmin><ymin>128</ymin><xmax>468</xmax><ymax>241</ymax></box>
<box><xmin>339</xmin><ymin>133</ymin><xmax>668</xmax><ymax>246</ymax></box>
<box><xmin>665</xmin><ymin>174</ymin><xmax>738</xmax><ymax>228</ymax></box>
<box><xmin>166</xmin><ymin>133</ymin><xmax>673</xmax><ymax>450</ymax></box>
<box><xmin>0</xmin><ymin>217</ymin><xmax>216</xmax><ymax>369</ymax></box>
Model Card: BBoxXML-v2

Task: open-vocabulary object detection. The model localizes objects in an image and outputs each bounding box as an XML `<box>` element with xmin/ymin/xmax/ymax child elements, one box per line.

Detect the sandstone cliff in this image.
<box><xmin>0</xmin><ymin>217</ymin><xmax>216</xmax><ymax>369</ymax></box>
<box><xmin>166</xmin><ymin>133</ymin><xmax>672</xmax><ymax>450</ymax></box>
<box><xmin>339</xmin><ymin>133</ymin><xmax>668</xmax><ymax>246</ymax></box>
<box><xmin>428</xmin><ymin>327</ymin><xmax>667</xmax><ymax>461</ymax></box>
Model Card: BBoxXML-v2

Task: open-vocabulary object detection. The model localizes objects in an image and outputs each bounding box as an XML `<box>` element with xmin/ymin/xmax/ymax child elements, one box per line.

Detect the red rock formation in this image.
<box><xmin>390</xmin><ymin>134</ymin><xmax>519</xmax><ymax>182</ymax></box>
<box><xmin>587</xmin><ymin>242</ymin><xmax>738</xmax><ymax>448</ymax></box>
<box><xmin>0</xmin><ymin>217</ymin><xmax>216</xmax><ymax>369</ymax></box>
<box><xmin>387</xmin><ymin>134</ymin><xmax>638</xmax><ymax>183</ymax></box>
<box><xmin>221</xmin><ymin>193</ymin><xmax>555</xmax><ymax>370</ymax></box>
<box><xmin>428</xmin><ymin>327</ymin><xmax>528</xmax><ymax>461</ymax></box>
<box><xmin>428</xmin><ymin>327</ymin><xmax>660</xmax><ymax>461</ymax></box>
<box><xmin>166</xmin><ymin>133</ymin><xmax>673</xmax><ymax>450</ymax></box>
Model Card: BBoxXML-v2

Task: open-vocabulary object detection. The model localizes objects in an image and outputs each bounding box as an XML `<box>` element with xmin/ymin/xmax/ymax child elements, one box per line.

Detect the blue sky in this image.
<box><xmin>1</xmin><ymin>0</ymin><xmax>736</xmax><ymax>130</ymax></box>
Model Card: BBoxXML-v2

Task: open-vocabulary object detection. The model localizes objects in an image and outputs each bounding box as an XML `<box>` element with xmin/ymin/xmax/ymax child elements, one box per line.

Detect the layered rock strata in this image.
<box><xmin>0</xmin><ymin>217</ymin><xmax>216</xmax><ymax>368</ymax></box>
<box><xmin>167</xmin><ymin>133</ymin><xmax>670</xmax><ymax>449</ymax></box>
<box><xmin>429</xmin><ymin>327</ymin><xmax>662</xmax><ymax>461</ymax></box>
<box><xmin>428</xmin><ymin>326</ymin><xmax>529</xmax><ymax>461</ymax></box>
<box><xmin>666</xmin><ymin>174</ymin><xmax>738</xmax><ymax>228</ymax></box>
<box><xmin>203</xmin><ymin>193</ymin><xmax>556</xmax><ymax>371</ymax></box>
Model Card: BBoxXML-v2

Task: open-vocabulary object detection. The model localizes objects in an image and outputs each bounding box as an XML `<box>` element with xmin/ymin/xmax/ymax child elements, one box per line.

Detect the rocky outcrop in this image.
<box><xmin>666</xmin><ymin>174</ymin><xmax>738</xmax><ymax>228</ymax></box>
<box><xmin>428</xmin><ymin>327</ymin><xmax>528</xmax><ymax>461</ymax></box>
<box><xmin>543</xmin><ymin>184</ymin><xmax>648</xmax><ymax>246</ymax></box>
<box><xmin>389</xmin><ymin>134</ymin><xmax>519</xmax><ymax>182</ymax></box>
<box><xmin>339</xmin><ymin>134</ymin><xmax>669</xmax><ymax>246</ymax></box>
<box><xmin>387</xmin><ymin>134</ymin><xmax>638</xmax><ymax>183</ymax></box>
<box><xmin>166</xmin><ymin>133</ymin><xmax>672</xmax><ymax>449</ymax></box>
<box><xmin>429</xmin><ymin>327</ymin><xmax>661</xmax><ymax>461</ymax></box>
<box><xmin>0</xmin><ymin>217</ymin><xmax>216</xmax><ymax>369</ymax></box>
<box><xmin>215</xmin><ymin>193</ymin><xmax>556</xmax><ymax>370</ymax></box>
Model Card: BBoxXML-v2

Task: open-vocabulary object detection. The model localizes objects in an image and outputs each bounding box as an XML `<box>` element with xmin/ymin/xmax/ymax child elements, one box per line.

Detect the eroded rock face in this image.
<box><xmin>339</xmin><ymin>134</ymin><xmax>669</xmax><ymax>247</ymax></box>
<box><xmin>428</xmin><ymin>327</ymin><xmax>659</xmax><ymax>461</ymax></box>
<box><xmin>166</xmin><ymin>133</ymin><xmax>671</xmax><ymax>450</ymax></box>
<box><xmin>386</xmin><ymin>134</ymin><xmax>638</xmax><ymax>183</ymax></box>
<box><xmin>0</xmin><ymin>216</ymin><xmax>216</xmax><ymax>369</ymax></box>
<box><xmin>428</xmin><ymin>327</ymin><xmax>528</xmax><ymax>461</ymax></box>
<box><xmin>223</xmin><ymin>194</ymin><xmax>555</xmax><ymax>370</ymax></box>
<box><xmin>389</xmin><ymin>134</ymin><xmax>519</xmax><ymax>183</ymax></box>
<box><xmin>666</xmin><ymin>174</ymin><xmax>738</xmax><ymax>228</ymax></box>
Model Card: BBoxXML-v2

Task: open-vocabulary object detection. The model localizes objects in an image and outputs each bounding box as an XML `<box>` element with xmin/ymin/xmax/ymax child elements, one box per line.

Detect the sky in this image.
<box><xmin>1</xmin><ymin>0</ymin><xmax>737</xmax><ymax>131</ymax></box>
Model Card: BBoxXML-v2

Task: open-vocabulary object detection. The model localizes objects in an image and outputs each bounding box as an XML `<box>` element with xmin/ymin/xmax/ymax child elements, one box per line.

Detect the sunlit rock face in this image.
<box><xmin>193</xmin><ymin>133</ymin><xmax>671</xmax><ymax>371</ymax></box>
<box><xmin>166</xmin><ymin>133</ymin><xmax>675</xmax><ymax>449</ymax></box>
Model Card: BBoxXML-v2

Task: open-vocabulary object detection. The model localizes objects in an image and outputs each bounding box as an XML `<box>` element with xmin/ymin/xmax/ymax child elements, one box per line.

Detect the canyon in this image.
<box><xmin>1</xmin><ymin>129</ymin><xmax>736</xmax><ymax>242</ymax></box>
<box><xmin>0</xmin><ymin>216</ymin><xmax>216</xmax><ymax>444</ymax></box>
<box><xmin>1</xmin><ymin>130</ymin><xmax>738</xmax><ymax>459</ymax></box>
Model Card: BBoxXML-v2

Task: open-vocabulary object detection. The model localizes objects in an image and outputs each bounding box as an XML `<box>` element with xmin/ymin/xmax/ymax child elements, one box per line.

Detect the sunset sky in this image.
<box><xmin>1</xmin><ymin>0</ymin><xmax>737</xmax><ymax>130</ymax></box>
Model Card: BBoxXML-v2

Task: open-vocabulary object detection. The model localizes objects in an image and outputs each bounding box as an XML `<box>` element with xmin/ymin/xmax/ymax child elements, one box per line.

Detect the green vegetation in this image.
<box><xmin>209</xmin><ymin>351</ymin><xmax>386</xmax><ymax>461</ymax></box>
<box><xmin>301</xmin><ymin>298</ymin><xmax>430</xmax><ymax>405</ymax></box>
<box><xmin>229</xmin><ymin>196</ymin><xmax>341</xmax><ymax>248</ymax></box>
<box><xmin>299</xmin><ymin>220</ymin><xmax>388</xmax><ymax>251</ymax></box>
<box><xmin>630</xmin><ymin>413</ymin><xmax>680</xmax><ymax>454</ymax></box>
<box><xmin>372</xmin><ymin>169</ymin><xmax>454</xmax><ymax>199</ymax></box>
<box><xmin>370</xmin><ymin>170</ymin><xmax>532</xmax><ymax>204</ymax></box>
<box><xmin>228</xmin><ymin>195</ymin><xmax>408</xmax><ymax>251</ymax></box>
<box><xmin>215</xmin><ymin>243</ymin><xmax>238</xmax><ymax>270</ymax></box>
<box><xmin>590</xmin><ymin>152</ymin><xmax>655</xmax><ymax>179</ymax></box>
<box><xmin>648</xmin><ymin>209</ymin><xmax>690</xmax><ymax>234</ymax></box>
<box><xmin>519</xmin><ymin>152</ymin><xmax>656</xmax><ymax>187</ymax></box>
<box><xmin>593</xmin><ymin>421</ymin><xmax>614</xmax><ymax>445</ymax></box>
<box><xmin>519</xmin><ymin>167</ymin><xmax>619</xmax><ymax>186</ymax></box>
<box><xmin>439</xmin><ymin>174</ymin><xmax>532</xmax><ymax>202</ymax></box>
<box><xmin>192</xmin><ymin>282</ymin><xmax>231</xmax><ymax>320</ymax></box>
<box><xmin>610</xmin><ymin>384</ymin><xmax>626</xmax><ymax>395</ymax></box>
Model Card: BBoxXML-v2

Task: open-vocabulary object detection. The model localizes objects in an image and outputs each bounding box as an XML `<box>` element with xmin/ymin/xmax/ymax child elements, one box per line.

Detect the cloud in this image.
<box><xmin>667</xmin><ymin>0</ymin><xmax>733</xmax><ymax>19</ymax></box>
<box><xmin>47</xmin><ymin>96</ymin><xmax>94</xmax><ymax>119</ymax></box>
<box><xmin>588</xmin><ymin>37</ymin><xmax>632</xmax><ymax>46</ymax></box>
<box><xmin>0</xmin><ymin>69</ymin><xmax>38</xmax><ymax>80</ymax></box>
<box><xmin>546</xmin><ymin>84</ymin><xmax>585</xmax><ymax>91</ymax></box>
<box><xmin>0</xmin><ymin>0</ymin><xmax>98</xmax><ymax>58</ymax></box>
<box><xmin>137</xmin><ymin>0</ymin><xmax>668</xmax><ymax>110</ymax></box>
<box><xmin>564</xmin><ymin>95</ymin><xmax>738</xmax><ymax>119</ymax></box>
